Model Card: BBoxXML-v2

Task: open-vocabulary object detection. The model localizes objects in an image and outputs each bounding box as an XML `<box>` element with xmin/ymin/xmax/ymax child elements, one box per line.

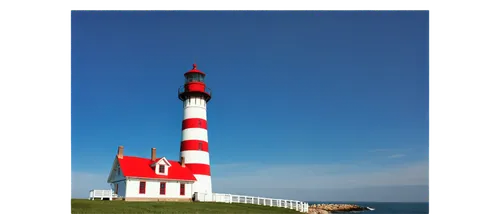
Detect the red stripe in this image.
<box><xmin>181</xmin><ymin>140</ymin><xmax>209</xmax><ymax>152</ymax></box>
<box><xmin>182</xmin><ymin>118</ymin><xmax>207</xmax><ymax>130</ymax></box>
<box><xmin>185</xmin><ymin>163</ymin><xmax>211</xmax><ymax>176</ymax></box>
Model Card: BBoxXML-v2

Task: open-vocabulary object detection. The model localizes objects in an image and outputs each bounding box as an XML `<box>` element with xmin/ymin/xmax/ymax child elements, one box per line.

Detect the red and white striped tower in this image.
<box><xmin>178</xmin><ymin>63</ymin><xmax>212</xmax><ymax>197</ymax></box>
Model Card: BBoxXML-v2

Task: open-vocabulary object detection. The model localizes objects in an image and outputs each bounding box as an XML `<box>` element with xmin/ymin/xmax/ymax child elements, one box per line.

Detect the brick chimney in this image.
<box><xmin>151</xmin><ymin>148</ymin><xmax>157</xmax><ymax>161</ymax></box>
<box><xmin>117</xmin><ymin>146</ymin><xmax>124</xmax><ymax>159</ymax></box>
<box><xmin>181</xmin><ymin>157</ymin><xmax>185</xmax><ymax>167</ymax></box>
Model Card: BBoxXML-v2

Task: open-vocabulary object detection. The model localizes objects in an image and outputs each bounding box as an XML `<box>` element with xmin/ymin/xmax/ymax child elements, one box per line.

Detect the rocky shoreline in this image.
<box><xmin>308</xmin><ymin>203</ymin><xmax>373</xmax><ymax>213</ymax></box>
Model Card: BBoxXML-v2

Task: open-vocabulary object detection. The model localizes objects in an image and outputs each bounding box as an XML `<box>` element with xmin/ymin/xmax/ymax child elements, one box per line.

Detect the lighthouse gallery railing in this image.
<box><xmin>194</xmin><ymin>192</ymin><xmax>309</xmax><ymax>213</ymax></box>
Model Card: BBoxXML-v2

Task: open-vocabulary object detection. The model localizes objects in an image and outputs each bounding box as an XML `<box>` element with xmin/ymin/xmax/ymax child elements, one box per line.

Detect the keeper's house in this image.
<box><xmin>107</xmin><ymin>146</ymin><xmax>197</xmax><ymax>201</ymax></box>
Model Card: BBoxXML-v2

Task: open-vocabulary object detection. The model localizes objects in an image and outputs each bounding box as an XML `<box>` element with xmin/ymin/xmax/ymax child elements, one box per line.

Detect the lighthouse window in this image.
<box><xmin>198</xmin><ymin>142</ymin><xmax>202</xmax><ymax>150</ymax></box>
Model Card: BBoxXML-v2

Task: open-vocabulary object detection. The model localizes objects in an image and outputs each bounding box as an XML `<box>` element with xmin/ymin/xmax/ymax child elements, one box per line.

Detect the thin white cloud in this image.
<box><xmin>370</xmin><ymin>148</ymin><xmax>391</xmax><ymax>152</ymax></box>
<box><xmin>388</xmin><ymin>154</ymin><xmax>406</xmax><ymax>158</ymax></box>
<box><xmin>370</xmin><ymin>148</ymin><xmax>413</xmax><ymax>153</ymax></box>
<box><xmin>71</xmin><ymin>160</ymin><xmax>429</xmax><ymax>201</ymax></box>
<box><xmin>212</xmin><ymin>160</ymin><xmax>428</xmax><ymax>189</ymax></box>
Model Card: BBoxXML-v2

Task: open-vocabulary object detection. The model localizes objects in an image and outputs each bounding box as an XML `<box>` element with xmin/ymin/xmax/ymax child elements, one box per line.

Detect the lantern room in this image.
<box><xmin>178</xmin><ymin>64</ymin><xmax>212</xmax><ymax>102</ymax></box>
<box><xmin>184</xmin><ymin>64</ymin><xmax>206</xmax><ymax>83</ymax></box>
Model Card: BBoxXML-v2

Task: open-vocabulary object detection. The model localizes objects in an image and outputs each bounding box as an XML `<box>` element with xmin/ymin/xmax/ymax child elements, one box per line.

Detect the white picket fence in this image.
<box><xmin>88</xmin><ymin>189</ymin><xmax>116</xmax><ymax>200</ymax></box>
<box><xmin>194</xmin><ymin>192</ymin><xmax>309</xmax><ymax>213</ymax></box>
<box><xmin>87</xmin><ymin>190</ymin><xmax>308</xmax><ymax>213</ymax></box>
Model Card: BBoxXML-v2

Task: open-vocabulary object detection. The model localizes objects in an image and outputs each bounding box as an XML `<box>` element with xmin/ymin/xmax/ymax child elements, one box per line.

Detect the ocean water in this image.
<box><xmin>308</xmin><ymin>202</ymin><xmax>428</xmax><ymax>214</ymax></box>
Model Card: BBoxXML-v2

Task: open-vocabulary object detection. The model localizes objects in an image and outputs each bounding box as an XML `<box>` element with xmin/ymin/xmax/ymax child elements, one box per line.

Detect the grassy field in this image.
<box><xmin>71</xmin><ymin>199</ymin><xmax>302</xmax><ymax>214</ymax></box>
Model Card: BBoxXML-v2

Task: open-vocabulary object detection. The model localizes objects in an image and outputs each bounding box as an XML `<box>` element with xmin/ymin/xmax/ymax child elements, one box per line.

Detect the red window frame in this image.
<box><xmin>160</xmin><ymin>182</ymin><xmax>166</xmax><ymax>195</ymax></box>
<box><xmin>139</xmin><ymin>181</ymin><xmax>146</xmax><ymax>194</ymax></box>
<box><xmin>159</xmin><ymin>165</ymin><xmax>165</xmax><ymax>173</ymax></box>
<box><xmin>180</xmin><ymin>183</ymin><xmax>185</xmax><ymax>196</ymax></box>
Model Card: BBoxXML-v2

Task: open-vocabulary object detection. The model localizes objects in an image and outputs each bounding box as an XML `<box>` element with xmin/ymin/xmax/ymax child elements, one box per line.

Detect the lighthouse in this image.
<box><xmin>178</xmin><ymin>63</ymin><xmax>213</xmax><ymax>198</ymax></box>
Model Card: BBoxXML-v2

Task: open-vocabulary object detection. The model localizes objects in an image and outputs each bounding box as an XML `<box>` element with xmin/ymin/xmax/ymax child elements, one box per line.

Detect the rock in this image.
<box><xmin>308</xmin><ymin>208</ymin><xmax>329</xmax><ymax>214</ymax></box>
<box><xmin>308</xmin><ymin>203</ymin><xmax>370</xmax><ymax>213</ymax></box>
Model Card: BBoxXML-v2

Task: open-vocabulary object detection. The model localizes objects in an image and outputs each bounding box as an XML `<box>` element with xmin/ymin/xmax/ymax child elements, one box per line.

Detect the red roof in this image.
<box><xmin>117</xmin><ymin>156</ymin><xmax>197</xmax><ymax>181</ymax></box>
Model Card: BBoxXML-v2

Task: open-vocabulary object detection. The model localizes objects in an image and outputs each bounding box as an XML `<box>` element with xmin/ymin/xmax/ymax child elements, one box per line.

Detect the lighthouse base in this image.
<box><xmin>191</xmin><ymin>174</ymin><xmax>212</xmax><ymax>196</ymax></box>
<box><xmin>193</xmin><ymin>192</ymin><xmax>213</xmax><ymax>202</ymax></box>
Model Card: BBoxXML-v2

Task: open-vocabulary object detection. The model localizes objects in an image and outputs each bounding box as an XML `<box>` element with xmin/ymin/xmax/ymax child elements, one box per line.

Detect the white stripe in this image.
<box><xmin>182</xmin><ymin>128</ymin><xmax>208</xmax><ymax>142</ymax></box>
<box><xmin>184</xmin><ymin>106</ymin><xmax>207</xmax><ymax>120</ymax></box>
<box><xmin>181</xmin><ymin>150</ymin><xmax>210</xmax><ymax>165</ymax></box>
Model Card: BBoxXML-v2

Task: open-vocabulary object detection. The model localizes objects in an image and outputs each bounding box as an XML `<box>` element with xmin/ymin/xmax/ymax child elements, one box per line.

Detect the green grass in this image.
<box><xmin>71</xmin><ymin>199</ymin><xmax>302</xmax><ymax>214</ymax></box>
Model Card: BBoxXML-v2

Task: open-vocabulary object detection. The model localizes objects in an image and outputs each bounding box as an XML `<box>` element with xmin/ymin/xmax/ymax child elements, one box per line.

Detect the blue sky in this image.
<box><xmin>71</xmin><ymin>11</ymin><xmax>429</xmax><ymax>202</ymax></box>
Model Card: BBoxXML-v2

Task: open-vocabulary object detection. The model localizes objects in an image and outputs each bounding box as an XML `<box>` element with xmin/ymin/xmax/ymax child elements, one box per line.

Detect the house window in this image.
<box><xmin>139</xmin><ymin>181</ymin><xmax>146</xmax><ymax>194</ymax></box>
<box><xmin>159</xmin><ymin>165</ymin><xmax>165</xmax><ymax>173</ymax></box>
<box><xmin>115</xmin><ymin>183</ymin><xmax>119</xmax><ymax>194</ymax></box>
<box><xmin>180</xmin><ymin>183</ymin><xmax>185</xmax><ymax>196</ymax></box>
<box><xmin>160</xmin><ymin>182</ymin><xmax>166</xmax><ymax>195</ymax></box>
